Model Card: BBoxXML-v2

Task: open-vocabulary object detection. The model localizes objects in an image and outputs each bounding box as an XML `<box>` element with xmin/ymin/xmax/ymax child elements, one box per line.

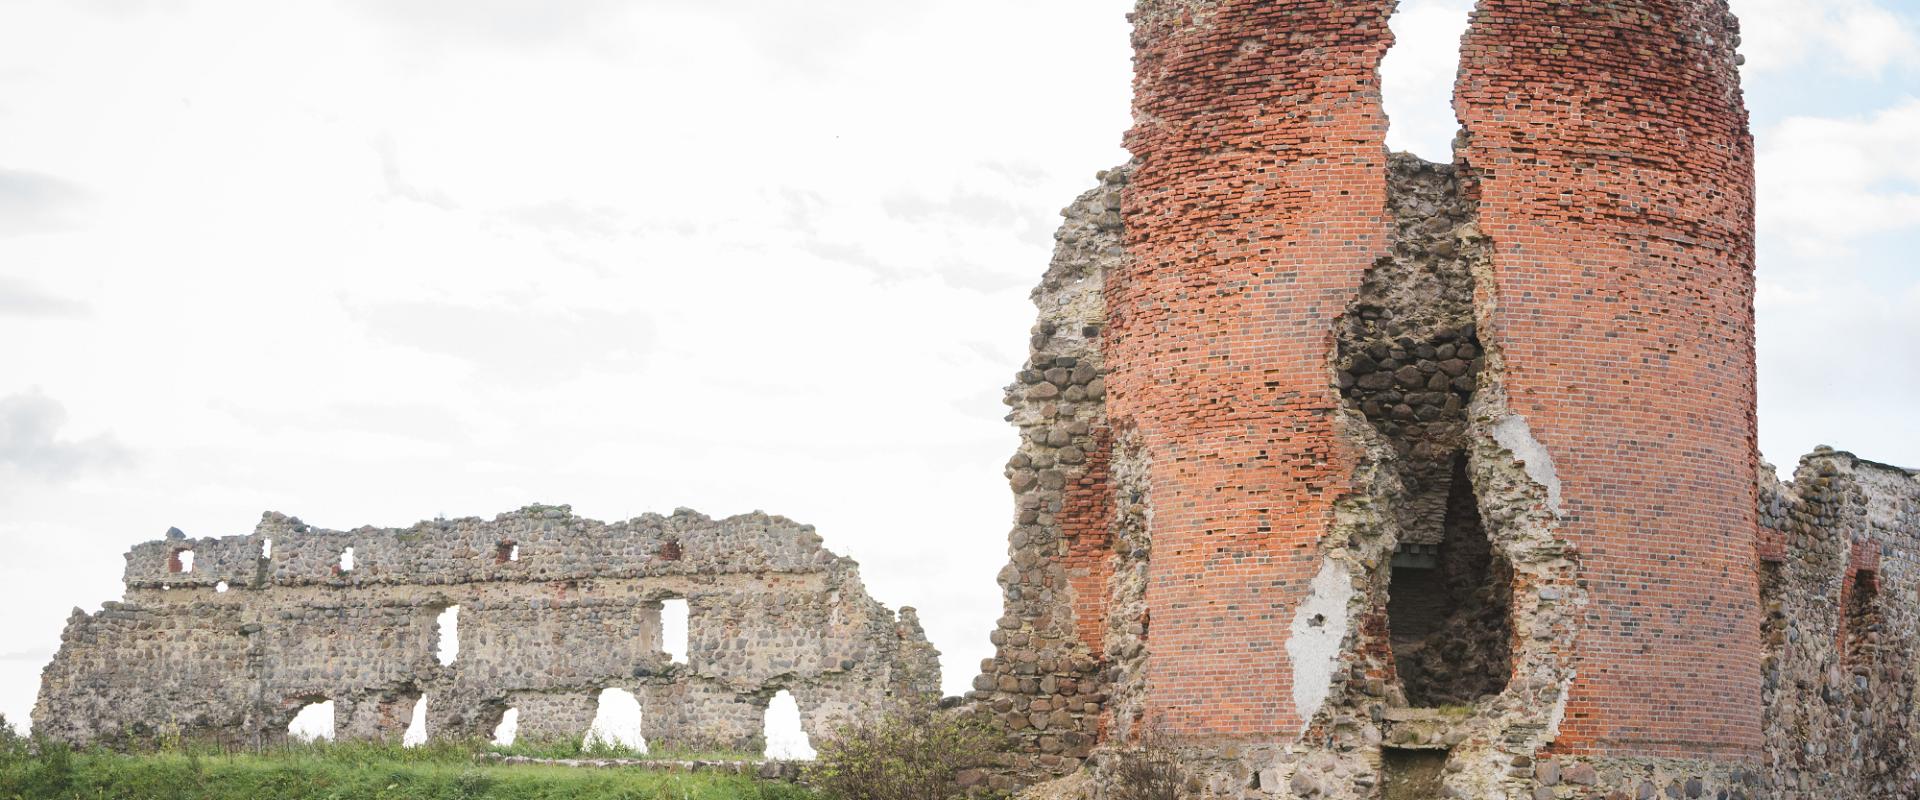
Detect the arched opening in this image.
<box><xmin>287</xmin><ymin>699</ymin><xmax>335</xmax><ymax>742</ymax></box>
<box><xmin>402</xmin><ymin>696</ymin><xmax>428</xmax><ymax>747</ymax></box>
<box><xmin>1380</xmin><ymin>0</ymin><xmax>1474</xmax><ymax>161</ymax></box>
<box><xmin>169</xmin><ymin>549</ymin><xmax>194</xmax><ymax>573</ymax></box>
<box><xmin>583</xmin><ymin>688</ymin><xmax>646</xmax><ymax>753</ymax></box>
<box><xmin>660</xmin><ymin>598</ymin><xmax>689</xmax><ymax>665</ymax></box>
<box><xmin>491</xmin><ymin>707</ymin><xmax>520</xmax><ymax>746</ymax></box>
<box><xmin>434</xmin><ymin>605</ymin><xmax>461</xmax><ymax>666</ymax></box>
<box><xmin>762</xmin><ymin>690</ymin><xmax>814</xmax><ymax>761</ymax></box>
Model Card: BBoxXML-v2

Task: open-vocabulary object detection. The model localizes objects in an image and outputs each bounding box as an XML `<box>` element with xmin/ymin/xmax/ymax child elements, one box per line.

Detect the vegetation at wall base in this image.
<box><xmin>0</xmin><ymin>715</ymin><xmax>813</xmax><ymax>800</ymax></box>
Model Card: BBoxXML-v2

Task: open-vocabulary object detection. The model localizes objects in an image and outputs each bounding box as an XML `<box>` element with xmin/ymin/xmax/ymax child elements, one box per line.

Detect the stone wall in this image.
<box><xmin>35</xmin><ymin>506</ymin><xmax>941</xmax><ymax>750</ymax></box>
<box><xmin>1758</xmin><ymin>450</ymin><xmax>1920</xmax><ymax>799</ymax></box>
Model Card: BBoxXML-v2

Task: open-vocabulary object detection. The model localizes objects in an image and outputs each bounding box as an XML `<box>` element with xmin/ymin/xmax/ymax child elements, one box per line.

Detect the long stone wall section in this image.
<box><xmin>35</xmin><ymin>506</ymin><xmax>941</xmax><ymax>749</ymax></box>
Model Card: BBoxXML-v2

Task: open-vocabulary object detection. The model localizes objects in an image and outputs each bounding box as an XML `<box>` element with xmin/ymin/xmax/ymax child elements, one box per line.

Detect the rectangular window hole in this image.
<box><xmin>661</xmin><ymin>598</ymin><xmax>689</xmax><ymax>664</ymax></box>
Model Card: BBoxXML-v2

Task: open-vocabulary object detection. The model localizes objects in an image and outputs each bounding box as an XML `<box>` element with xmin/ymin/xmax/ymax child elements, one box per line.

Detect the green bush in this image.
<box><xmin>804</xmin><ymin>709</ymin><xmax>1003</xmax><ymax>800</ymax></box>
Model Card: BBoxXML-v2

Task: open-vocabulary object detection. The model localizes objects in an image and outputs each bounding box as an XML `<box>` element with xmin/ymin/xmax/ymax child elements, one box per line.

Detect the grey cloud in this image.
<box><xmin>352</xmin><ymin>301</ymin><xmax>655</xmax><ymax>382</ymax></box>
<box><xmin>0</xmin><ymin>391</ymin><xmax>130</xmax><ymax>482</ymax></box>
<box><xmin>0</xmin><ymin>277</ymin><xmax>88</xmax><ymax>318</ymax></box>
<box><xmin>0</xmin><ymin>168</ymin><xmax>88</xmax><ymax>237</ymax></box>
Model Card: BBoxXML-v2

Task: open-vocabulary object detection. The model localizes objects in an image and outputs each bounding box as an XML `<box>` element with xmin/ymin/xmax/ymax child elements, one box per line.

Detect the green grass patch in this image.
<box><xmin>0</xmin><ymin>741</ymin><xmax>814</xmax><ymax>800</ymax></box>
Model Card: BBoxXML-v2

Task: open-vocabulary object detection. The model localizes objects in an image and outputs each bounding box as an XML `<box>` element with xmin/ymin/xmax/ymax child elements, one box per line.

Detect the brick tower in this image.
<box><xmin>972</xmin><ymin>1</ymin><xmax>1778</xmax><ymax>797</ymax></box>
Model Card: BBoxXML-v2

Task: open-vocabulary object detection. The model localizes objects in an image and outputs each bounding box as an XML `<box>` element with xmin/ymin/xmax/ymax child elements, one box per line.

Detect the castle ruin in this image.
<box><xmin>970</xmin><ymin>1</ymin><xmax>1920</xmax><ymax>798</ymax></box>
<box><xmin>35</xmin><ymin>506</ymin><xmax>940</xmax><ymax>750</ymax></box>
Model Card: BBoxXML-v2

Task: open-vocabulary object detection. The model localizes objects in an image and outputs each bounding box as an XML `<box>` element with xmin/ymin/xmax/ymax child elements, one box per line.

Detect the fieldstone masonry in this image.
<box><xmin>970</xmin><ymin>1</ymin><xmax>1920</xmax><ymax>798</ymax></box>
<box><xmin>35</xmin><ymin>506</ymin><xmax>940</xmax><ymax>750</ymax></box>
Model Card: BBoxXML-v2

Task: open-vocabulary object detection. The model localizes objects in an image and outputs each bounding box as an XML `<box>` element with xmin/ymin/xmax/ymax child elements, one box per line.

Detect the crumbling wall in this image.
<box><xmin>970</xmin><ymin>166</ymin><xmax>1129</xmax><ymax>791</ymax></box>
<box><xmin>1758</xmin><ymin>450</ymin><xmax>1920</xmax><ymax>800</ymax></box>
<box><xmin>34</xmin><ymin>506</ymin><xmax>940</xmax><ymax>750</ymax></box>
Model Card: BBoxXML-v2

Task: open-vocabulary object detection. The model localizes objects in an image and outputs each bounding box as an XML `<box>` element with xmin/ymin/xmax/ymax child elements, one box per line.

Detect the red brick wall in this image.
<box><xmin>1113</xmin><ymin>0</ymin><xmax>1395</xmax><ymax>737</ymax></box>
<box><xmin>1456</xmin><ymin>0</ymin><xmax>1763</xmax><ymax>759</ymax></box>
<box><xmin>1063</xmin><ymin>428</ymin><xmax>1116</xmax><ymax>655</ymax></box>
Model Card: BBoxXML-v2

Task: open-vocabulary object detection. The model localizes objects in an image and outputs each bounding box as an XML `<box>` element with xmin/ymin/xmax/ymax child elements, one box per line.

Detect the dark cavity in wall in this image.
<box><xmin>1337</xmin><ymin>154</ymin><xmax>1512</xmax><ymax>708</ymax></box>
<box><xmin>1381</xmin><ymin>747</ymin><xmax>1449</xmax><ymax>800</ymax></box>
<box><xmin>1843</xmin><ymin>569</ymin><xmax>1881</xmax><ymax>672</ymax></box>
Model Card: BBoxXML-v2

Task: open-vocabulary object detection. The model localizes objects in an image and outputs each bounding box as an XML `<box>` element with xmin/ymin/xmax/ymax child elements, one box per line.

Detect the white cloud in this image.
<box><xmin>1757</xmin><ymin>99</ymin><xmax>1920</xmax><ymax>256</ymax></box>
<box><xmin>1735</xmin><ymin>0</ymin><xmax>1919</xmax><ymax>76</ymax></box>
<box><xmin>1757</xmin><ymin>278</ymin><xmax>1920</xmax><ymax>471</ymax></box>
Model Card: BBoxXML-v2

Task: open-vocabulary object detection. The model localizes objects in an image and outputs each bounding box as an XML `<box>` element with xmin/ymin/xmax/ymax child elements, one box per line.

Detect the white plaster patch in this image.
<box><xmin>1286</xmin><ymin>559</ymin><xmax>1354</xmax><ymax>731</ymax></box>
<box><xmin>1493</xmin><ymin>414</ymin><xmax>1563</xmax><ymax>514</ymax></box>
<box><xmin>1543</xmin><ymin>672</ymin><xmax>1575</xmax><ymax>740</ymax></box>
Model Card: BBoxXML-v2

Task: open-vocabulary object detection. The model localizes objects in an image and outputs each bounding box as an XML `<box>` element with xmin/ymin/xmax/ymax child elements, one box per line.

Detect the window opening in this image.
<box><xmin>661</xmin><ymin>599</ymin><xmax>689</xmax><ymax>664</ymax></box>
<box><xmin>402</xmin><ymin>696</ymin><xmax>428</xmax><ymax>747</ymax></box>
<box><xmin>435</xmin><ymin>605</ymin><xmax>461</xmax><ymax>666</ymax></box>
<box><xmin>491</xmin><ymin>708</ymin><xmax>519</xmax><ymax>746</ymax></box>
<box><xmin>215</xmin><ymin>581</ymin><xmax>229</xmax><ymax>593</ymax></box>
<box><xmin>169</xmin><ymin>549</ymin><xmax>194</xmax><ymax>573</ymax></box>
<box><xmin>763</xmin><ymin>690</ymin><xmax>815</xmax><ymax>760</ymax></box>
<box><xmin>496</xmin><ymin>541</ymin><xmax>519</xmax><ymax>563</ymax></box>
<box><xmin>584</xmin><ymin>688</ymin><xmax>647</xmax><ymax>753</ymax></box>
<box><xmin>262</xmin><ymin>538</ymin><xmax>273</xmax><ymax>559</ymax></box>
<box><xmin>338</xmin><ymin>547</ymin><xmax>355</xmax><ymax>572</ymax></box>
<box><xmin>287</xmin><ymin>699</ymin><xmax>335</xmax><ymax>742</ymax></box>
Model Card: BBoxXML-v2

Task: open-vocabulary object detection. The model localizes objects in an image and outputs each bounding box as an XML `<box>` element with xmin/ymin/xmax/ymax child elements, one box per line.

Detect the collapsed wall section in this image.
<box><xmin>34</xmin><ymin>506</ymin><xmax>940</xmax><ymax>749</ymax></box>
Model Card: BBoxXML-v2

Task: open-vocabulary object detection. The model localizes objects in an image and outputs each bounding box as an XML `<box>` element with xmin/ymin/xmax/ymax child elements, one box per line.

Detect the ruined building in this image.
<box><xmin>35</xmin><ymin>506</ymin><xmax>940</xmax><ymax>749</ymax></box>
<box><xmin>972</xmin><ymin>1</ymin><xmax>1920</xmax><ymax>799</ymax></box>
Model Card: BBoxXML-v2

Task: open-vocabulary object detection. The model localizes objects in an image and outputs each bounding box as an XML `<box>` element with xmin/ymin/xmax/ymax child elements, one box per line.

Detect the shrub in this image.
<box><xmin>1102</xmin><ymin>732</ymin><xmax>1183</xmax><ymax>800</ymax></box>
<box><xmin>805</xmin><ymin>709</ymin><xmax>1003</xmax><ymax>800</ymax></box>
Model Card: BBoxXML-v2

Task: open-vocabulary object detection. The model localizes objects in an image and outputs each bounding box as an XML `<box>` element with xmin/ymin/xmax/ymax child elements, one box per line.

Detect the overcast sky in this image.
<box><xmin>1</xmin><ymin>0</ymin><xmax>1915</xmax><ymax>731</ymax></box>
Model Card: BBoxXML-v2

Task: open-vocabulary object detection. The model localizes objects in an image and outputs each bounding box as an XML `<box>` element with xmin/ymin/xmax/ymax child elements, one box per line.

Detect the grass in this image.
<box><xmin>0</xmin><ymin>737</ymin><xmax>815</xmax><ymax>800</ymax></box>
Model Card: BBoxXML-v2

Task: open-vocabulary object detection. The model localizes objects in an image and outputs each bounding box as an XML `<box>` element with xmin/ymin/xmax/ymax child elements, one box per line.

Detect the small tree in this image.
<box><xmin>0</xmin><ymin>714</ymin><xmax>21</xmax><ymax>761</ymax></box>
<box><xmin>805</xmin><ymin>708</ymin><xmax>1003</xmax><ymax>800</ymax></box>
<box><xmin>1103</xmin><ymin>729</ymin><xmax>1184</xmax><ymax>800</ymax></box>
